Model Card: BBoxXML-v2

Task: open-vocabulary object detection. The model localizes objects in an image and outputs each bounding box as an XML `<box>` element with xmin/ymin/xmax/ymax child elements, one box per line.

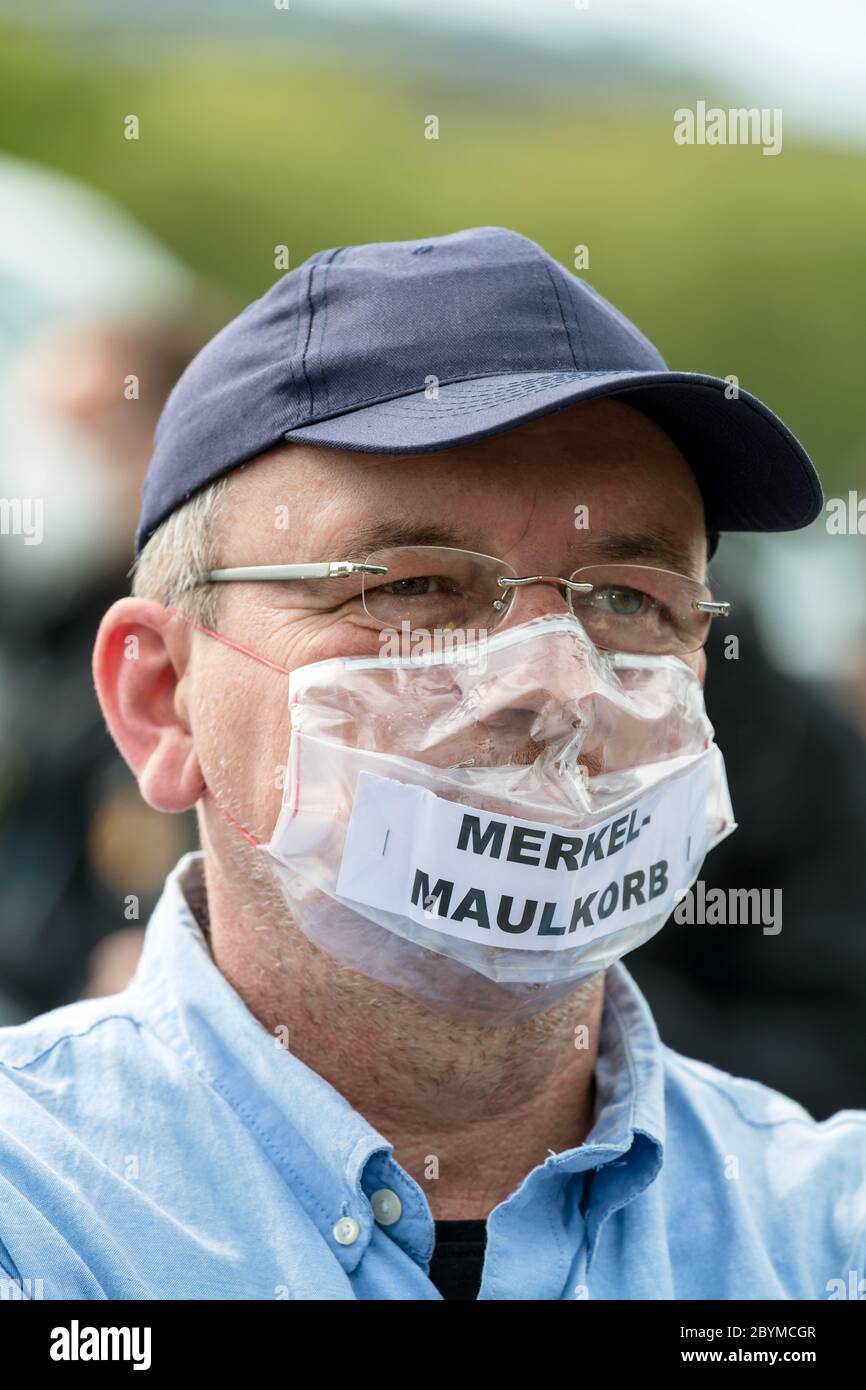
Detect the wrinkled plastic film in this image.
<box><xmin>261</xmin><ymin>615</ymin><xmax>735</xmax><ymax>1022</ymax></box>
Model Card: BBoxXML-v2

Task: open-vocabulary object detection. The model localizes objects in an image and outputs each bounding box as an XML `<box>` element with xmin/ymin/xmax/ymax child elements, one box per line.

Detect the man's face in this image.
<box><xmin>176</xmin><ymin>397</ymin><xmax>709</xmax><ymax>846</ymax></box>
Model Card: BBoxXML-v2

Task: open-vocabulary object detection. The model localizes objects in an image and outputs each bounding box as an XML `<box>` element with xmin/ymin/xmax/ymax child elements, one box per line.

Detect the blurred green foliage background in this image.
<box><xmin>2</xmin><ymin>22</ymin><xmax>864</xmax><ymax>493</ymax></box>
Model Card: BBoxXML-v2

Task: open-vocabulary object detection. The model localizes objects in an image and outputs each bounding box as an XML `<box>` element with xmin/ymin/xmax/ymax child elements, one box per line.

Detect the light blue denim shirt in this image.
<box><xmin>1</xmin><ymin>850</ymin><xmax>864</xmax><ymax>1301</ymax></box>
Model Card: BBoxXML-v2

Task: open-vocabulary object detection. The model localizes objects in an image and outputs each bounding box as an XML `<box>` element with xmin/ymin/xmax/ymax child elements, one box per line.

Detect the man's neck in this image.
<box><xmin>197</xmin><ymin>849</ymin><xmax>605</xmax><ymax>1220</ymax></box>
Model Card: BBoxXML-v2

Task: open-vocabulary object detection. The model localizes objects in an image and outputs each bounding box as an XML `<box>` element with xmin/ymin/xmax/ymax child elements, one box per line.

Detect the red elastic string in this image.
<box><xmin>165</xmin><ymin>605</ymin><xmax>284</xmax><ymax>848</ymax></box>
<box><xmin>166</xmin><ymin>606</ymin><xmax>292</xmax><ymax>676</ymax></box>
<box><xmin>204</xmin><ymin>787</ymin><xmax>264</xmax><ymax>848</ymax></box>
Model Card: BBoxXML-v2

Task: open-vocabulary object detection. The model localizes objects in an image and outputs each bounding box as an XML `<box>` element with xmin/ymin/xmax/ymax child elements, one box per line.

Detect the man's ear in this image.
<box><xmin>93</xmin><ymin>598</ymin><xmax>205</xmax><ymax>813</ymax></box>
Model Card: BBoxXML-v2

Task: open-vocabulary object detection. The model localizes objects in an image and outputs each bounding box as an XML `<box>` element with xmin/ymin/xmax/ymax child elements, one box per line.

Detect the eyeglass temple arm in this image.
<box><xmin>202</xmin><ymin>562</ymin><xmax>389</xmax><ymax>583</ymax></box>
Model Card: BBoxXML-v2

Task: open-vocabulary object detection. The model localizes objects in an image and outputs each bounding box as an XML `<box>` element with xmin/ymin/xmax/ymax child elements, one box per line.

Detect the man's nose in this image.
<box><xmin>475</xmin><ymin>577</ymin><xmax>602</xmax><ymax>726</ymax></box>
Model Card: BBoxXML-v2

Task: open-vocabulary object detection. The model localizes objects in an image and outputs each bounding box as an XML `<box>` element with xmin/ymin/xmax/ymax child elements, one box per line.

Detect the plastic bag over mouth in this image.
<box><xmin>262</xmin><ymin>614</ymin><xmax>735</xmax><ymax>1022</ymax></box>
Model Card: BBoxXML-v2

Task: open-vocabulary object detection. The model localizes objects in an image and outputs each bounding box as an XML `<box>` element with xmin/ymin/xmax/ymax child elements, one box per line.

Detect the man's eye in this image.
<box><xmin>590</xmin><ymin>585</ymin><xmax>648</xmax><ymax>617</ymax></box>
<box><xmin>381</xmin><ymin>575</ymin><xmax>453</xmax><ymax>597</ymax></box>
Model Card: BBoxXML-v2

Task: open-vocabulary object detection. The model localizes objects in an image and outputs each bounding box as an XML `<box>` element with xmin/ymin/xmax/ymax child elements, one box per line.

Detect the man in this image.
<box><xmin>0</xmin><ymin>227</ymin><xmax>863</xmax><ymax>1301</ymax></box>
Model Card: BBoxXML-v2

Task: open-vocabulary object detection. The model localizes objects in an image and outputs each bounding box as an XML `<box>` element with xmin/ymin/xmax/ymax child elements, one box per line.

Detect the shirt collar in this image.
<box><xmin>128</xmin><ymin>852</ymin><xmax>666</xmax><ymax>1273</ymax></box>
<box><xmin>585</xmin><ymin>956</ymin><xmax>667</xmax><ymax>1156</ymax></box>
<box><xmin>562</xmin><ymin>956</ymin><xmax>667</xmax><ymax>1265</ymax></box>
<box><xmin>128</xmin><ymin>852</ymin><xmax>400</xmax><ymax>1274</ymax></box>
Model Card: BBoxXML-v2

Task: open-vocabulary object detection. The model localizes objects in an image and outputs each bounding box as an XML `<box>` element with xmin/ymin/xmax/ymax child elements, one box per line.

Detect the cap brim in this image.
<box><xmin>282</xmin><ymin>369</ymin><xmax>822</xmax><ymax>533</ymax></box>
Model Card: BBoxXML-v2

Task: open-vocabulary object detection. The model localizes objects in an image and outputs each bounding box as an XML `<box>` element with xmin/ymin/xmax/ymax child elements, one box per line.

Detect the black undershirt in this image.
<box><xmin>428</xmin><ymin>1219</ymin><xmax>487</xmax><ymax>1300</ymax></box>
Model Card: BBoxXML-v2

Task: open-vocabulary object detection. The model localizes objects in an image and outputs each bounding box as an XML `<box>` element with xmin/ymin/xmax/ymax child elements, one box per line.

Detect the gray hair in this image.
<box><xmin>130</xmin><ymin>476</ymin><xmax>232</xmax><ymax>627</ymax></box>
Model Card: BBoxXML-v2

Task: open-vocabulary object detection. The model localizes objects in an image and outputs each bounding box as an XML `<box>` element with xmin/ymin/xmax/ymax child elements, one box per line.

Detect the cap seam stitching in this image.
<box><xmin>313</xmin><ymin>247</ymin><xmax>349</xmax><ymax>417</ymax></box>
<box><xmin>297</xmin><ymin>260</ymin><xmax>317</xmax><ymax>419</ymax></box>
<box><xmin>540</xmin><ymin>260</ymin><xmax>583</xmax><ymax>367</ymax></box>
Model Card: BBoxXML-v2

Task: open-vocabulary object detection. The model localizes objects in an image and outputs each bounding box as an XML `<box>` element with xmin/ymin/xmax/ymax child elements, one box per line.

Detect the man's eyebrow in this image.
<box><xmin>577</xmin><ymin>530</ymin><xmax>703</xmax><ymax>578</ymax></box>
<box><xmin>334</xmin><ymin>520</ymin><xmax>480</xmax><ymax>558</ymax></box>
<box><xmin>318</xmin><ymin>521</ymin><xmax>702</xmax><ymax>576</ymax></box>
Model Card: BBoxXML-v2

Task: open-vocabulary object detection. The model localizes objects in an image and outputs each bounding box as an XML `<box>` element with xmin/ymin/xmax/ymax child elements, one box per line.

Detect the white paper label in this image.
<box><xmin>335</xmin><ymin>763</ymin><xmax>713</xmax><ymax>950</ymax></box>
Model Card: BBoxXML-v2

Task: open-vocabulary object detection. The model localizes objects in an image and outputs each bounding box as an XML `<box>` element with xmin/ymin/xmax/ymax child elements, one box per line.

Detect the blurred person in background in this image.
<box><xmin>0</xmin><ymin>156</ymin><xmax>223</xmax><ymax>1023</ymax></box>
<box><xmin>633</xmin><ymin>555</ymin><xmax>866</xmax><ymax>1119</ymax></box>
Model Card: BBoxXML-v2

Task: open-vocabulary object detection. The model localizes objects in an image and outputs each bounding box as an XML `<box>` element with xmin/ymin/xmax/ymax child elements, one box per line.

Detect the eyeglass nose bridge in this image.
<box><xmin>493</xmin><ymin>573</ymin><xmax>595</xmax><ymax>614</ymax></box>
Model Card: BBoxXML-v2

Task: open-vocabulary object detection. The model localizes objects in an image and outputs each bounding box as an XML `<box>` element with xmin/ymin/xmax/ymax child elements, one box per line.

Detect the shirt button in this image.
<box><xmin>332</xmin><ymin>1216</ymin><xmax>361</xmax><ymax>1246</ymax></box>
<box><xmin>370</xmin><ymin>1187</ymin><xmax>402</xmax><ymax>1226</ymax></box>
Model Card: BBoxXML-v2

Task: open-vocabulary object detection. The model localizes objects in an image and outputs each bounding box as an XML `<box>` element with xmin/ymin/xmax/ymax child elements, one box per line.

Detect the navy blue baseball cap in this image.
<box><xmin>136</xmin><ymin>225</ymin><xmax>822</xmax><ymax>555</ymax></box>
